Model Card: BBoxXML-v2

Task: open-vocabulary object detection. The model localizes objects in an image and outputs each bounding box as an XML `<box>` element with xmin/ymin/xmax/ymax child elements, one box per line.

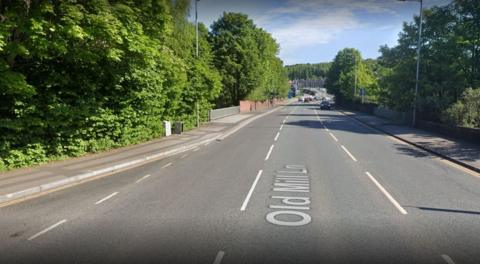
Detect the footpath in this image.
<box><xmin>0</xmin><ymin>102</ymin><xmax>291</xmax><ymax>205</ymax></box>
<box><xmin>340</xmin><ymin>110</ymin><xmax>480</xmax><ymax>174</ymax></box>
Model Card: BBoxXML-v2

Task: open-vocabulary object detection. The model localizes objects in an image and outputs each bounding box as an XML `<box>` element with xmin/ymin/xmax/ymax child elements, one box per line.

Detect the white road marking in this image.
<box><xmin>324</xmin><ymin>125</ymin><xmax>329</xmax><ymax>131</ymax></box>
<box><xmin>240</xmin><ymin>170</ymin><xmax>263</xmax><ymax>211</ymax></box>
<box><xmin>95</xmin><ymin>192</ymin><xmax>119</xmax><ymax>205</ymax></box>
<box><xmin>162</xmin><ymin>162</ymin><xmax>173</xmax><ymax>168</ymax></box>
<box><xmin>283</xmin><ymin>119</ymin><xmax>286</xmax><ymax>124</ymax></box>
<box><xmin>28</xmin><ymin>219</ymin><xmax>67</xmax><ymax>241</ymax></box>
<box><xmin>280</xmin><ymin>124</ymin><xmax>284</xmax><ymax>130</ymax></box>
<box><xmin>340</xmin><ymin>145</ymin><xmax>357</xmax><ymax>162</ymax></box>
<box><xmin>193</xmin><ymin>147</ymin><xmax>200</xmax><ymax>152</ymax></box>
<box><xmin>135</xmin><ymin>174</ymin><xmax>151</xmax><ymax>184</ymax></box>
<box><xmin>274</xmin><ymin>132</ymin><xmax>280</xmax><ymax>141</ymax></box>
<box><xmin>441</xmin><ymin>255</ymin><xmax>456</xmax><ymax>264</ymax></box>
<box><xmin>204</xmin><ymin>142</ymin><xmax>211</xmax><ymax>146</ymax></box>
<box><xmin>265</xmin><ymin>144</ymin><xmax>275</xmax><ymax>161</ymax></box>
<box><xmin>329</xmin><ymin>132</ymin><xmax>339</xmax><ymax>142</ymax></box>
<box><xmin>213</xmin><ymin>251</ymin><xmax>225</xmax><ymax>264</ymax></box>
<box><xmin>366</xmin><ymin>172</ymin><xmax>407</xmax><ymax>215</ymax></box>
<box><xmin>180</xmin><ymin>154</ymin><xmax>188</xmax><ymax>159</ymax></box>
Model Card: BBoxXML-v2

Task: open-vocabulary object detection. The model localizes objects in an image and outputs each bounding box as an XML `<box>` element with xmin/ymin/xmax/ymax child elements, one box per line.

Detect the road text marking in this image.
<box><xmin>267</xmin><ymin>165</ymin><xmax>311</xmax><ymax>226</ymax></box>
<box><xmin>366</xmin><ymin>172</ymin><xmax>407</xmax><ymax>215</ymax></box>
<box><xmin>95</xmin><ymin>192</ymin><xmax>119</xmax><ymax>205</ymax></box>
<box><xmin>136</xmin><ymin>174</ymin><xmax>151</xmax><ymax>184</ymax></box>
<box><xmin>213</xmin><ymin>251</ymin><xmax>225</xmax><ymax>264</ymax></box>
<box><xmin>240</xmin><ymin>170</ymin><xmax>263</xmax><ymax>211</ymax></box>
<box><xmin>341</xmin><ymin>145</ymin><xmax>357</xmax><ymax>161</ymax></box>
<box><xmin>274</xmin><ymin>132</ymin><xmax>280</xmax><ymax>141</ymax></box>
<box><xmin>28</xmin><ymin>219</ymin><xmax>67</xmax><ymax>241</ymax></box>
<box><xmin>329</xmin><ymin>132</ymin><xmax>339</xmax><ymax>142</ymax></box>
<box><xmin>441</xmin><ymin>255</ymin><xmax>456</xmax><ymax>264</ymax></box>
<box><xmin>265</xmin><ymin>144</ymin><xmax>275</xmax><ymax>161</ymax></box>
<box><xmin>162</xmin><ymin>162</ymin><xmax>173</xmax><ymax>168</ymax></box>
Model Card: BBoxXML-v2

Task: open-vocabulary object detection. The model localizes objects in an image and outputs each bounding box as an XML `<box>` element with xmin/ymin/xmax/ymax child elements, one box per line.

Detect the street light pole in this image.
<box><xmin>399</xmin><ymin>0</ymin><xmax>423</xmax><ymax>127</ymax></box>
<box><xmin>195</xmin><ymin>0</ymin><xmax>200</xmax><ymax>127</ymax></box>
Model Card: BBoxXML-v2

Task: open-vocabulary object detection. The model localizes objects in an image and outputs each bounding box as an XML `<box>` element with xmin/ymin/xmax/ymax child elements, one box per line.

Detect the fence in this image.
<box><xmin>208</xmin><ymin>106</ymin><xmax>240</xmax><ymax>121</ymax></box>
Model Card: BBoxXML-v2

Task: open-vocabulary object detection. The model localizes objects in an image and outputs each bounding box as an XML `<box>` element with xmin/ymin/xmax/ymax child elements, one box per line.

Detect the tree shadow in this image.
<box><xmin>405</xmin><ymin>206</ymin><xmax>480</xmax><ymax>216</ymax></box>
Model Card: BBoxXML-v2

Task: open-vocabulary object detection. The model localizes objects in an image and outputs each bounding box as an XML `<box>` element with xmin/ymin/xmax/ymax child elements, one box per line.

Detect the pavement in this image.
<box><xmin>340</xmin><ymin>110</ymin><xmax>480</xmax><ymax>173</ymax></box>
<box><xmin>0</xmin><ymin>106</ymin><xmax>283</xmax><ymax>204</ymax></box>
<box><xmin>1</xmin><ymin>103</ymin><xmax>480</xmax><ymax>263</ymax></box>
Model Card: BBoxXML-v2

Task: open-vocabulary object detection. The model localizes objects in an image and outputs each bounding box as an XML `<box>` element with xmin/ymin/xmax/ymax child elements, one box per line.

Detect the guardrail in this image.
<box><xmin>209</xmin><ymin>106</ymin><xmax>240</xmax><ymax>121</ymax></box>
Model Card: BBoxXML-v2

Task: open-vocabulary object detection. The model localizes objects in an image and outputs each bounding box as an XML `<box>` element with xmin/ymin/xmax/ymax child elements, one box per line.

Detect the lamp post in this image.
<box><xmin>398</xmin><ymin>0</ymin><xmax>423</xmax><ymax>127</ymax></box>
<box><xmin>195</xmin><ymin>0</ymin><xmax>200</xmax><ymax>127</ymax></box>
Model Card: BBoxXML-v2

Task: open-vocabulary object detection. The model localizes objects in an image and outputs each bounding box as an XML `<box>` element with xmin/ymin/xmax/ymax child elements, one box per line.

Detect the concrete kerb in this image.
<box><xmin>339</xmin><ymin>110</ymin><xmax>480</xmax><ymax>174</ymax></box>
<box><xmin>0</xmin><ymin>104</ymin><xmax>287</xmax><ymax>205</ymax></box>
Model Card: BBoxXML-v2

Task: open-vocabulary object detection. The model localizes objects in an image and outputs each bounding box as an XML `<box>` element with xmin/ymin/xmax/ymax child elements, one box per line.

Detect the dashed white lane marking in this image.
<box><xmin>136</xmin><ymin>174</ymin><xmax>151</xmax><ymax>184</ymax></box>
<box><xmin>329</xmin><ymin>132</ymin><xmax>339</xmax><ymax>142</ymax></box>
<box><xmin>283</xmin><ymin>119</ymin><xmax>286</xmax><ymax>124</ymax></box>
<box><xmin>213</xmin><ymin>251</ymin><xmax>225</xmax><ymax>264</ymax></box>
<box><xmin>265</xmin><ymin>144</ymin><xmax>275</xmax><ymax>161</ymax></box>
<box><xmin>161</xmin><ymin>162</ymin><xmax>173</xmax><ymax>168</ymax></box>
<box><xmin>193</xmin><ymin>147</ymin><xmax>200</xmax><ymax>152</ymax></box>
<box><xmin>274</xmin><ymin>132</ymin><xmax>280</xmax><ymax>141</ymax></box>
<box><xmin>204</xmin><ymin>142</ymin><xmax>211</xmax><ymax>146</ymax></box>
<box><xmin>95</xmin><ymin>192</ymin><xmax>119</xmax><ymax>205</ymax></box>
<box><xmin>340</xmin><ymin>145</ymin><xmax>357</xmax><ymax>162</ymax></box>
<box><xmin>324</xmin><ymin>125</ymin><xmax>329</xmax><ymax>131</ymax></box>
<box><xmin>441</xmin><ymin>255</ymin><xmax>456</xmax><ymax>264</ymax></box>
<box><xmin>240</xmin><ymin>170</ymin><xmax>263</xmax><ymax>211</ymax></box>
<box><xmin>366</xmin><ymin>172</ymin><xmax>407</xmax><ymax>215</ymax></box>
<box><xmin>28</xmin><ymin>219</ymin><xmax>67</xmax><ymax>241</ymax></box>
<box><xmin>280</xmin><ymin>124</ymin><xmax>284</xmax><ymax>130</ymax></box>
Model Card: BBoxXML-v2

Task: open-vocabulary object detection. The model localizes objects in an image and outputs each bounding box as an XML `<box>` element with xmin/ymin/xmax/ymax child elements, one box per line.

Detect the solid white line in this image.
<box><xmin>28</xmin><ymin>219</ymin><xmax>67</xmax><ymax>241</ymax></box>
<box><xmin>162</xmin><ymin>162</ymin><xmax>173</xmax><ymax>168</ymax></box>
<box><xmin>240</xmin><ymin>170</ymin><xmax>263</xmax><ymax>211</ymax></box>
<box><xmin>213</xmin><ymin>251</ymin><xmax>225</xmax><ymax>264</ymax></box>
<box><xmin>274</xmin><ymin>132</ymin><xmax>280</xmax><ymax>141</ymax></box>
<box><xmin>280</xmin><ymin>124</ymin><xmax>284</xmax><ymax>130</ymax></box>
<box><xmin>340</xmin><ymin>145</ymin><xmax>357</xmax><ymax>162</ymax></box>
<box><xmin>95</xmin><ymin>192</ymin><xmax>119</xmax><ymax>205</ymax></box>
<box><xmin>135</xmin><ymin>174</ymin><xmax>151</xmax><ymax>184</ymax></box>
<box><xmin>441</xmin><ymin>255</ymin><xmax>456</xmax><ymax>264</ymax></box>
<box><xmin>366</xmin><ymin>172</ymin><xmax>407</xmax><ymax>215</ymax></box>
<box><xmin>329</xmin><ymin>132</ymin><xmax>339</xmax><ymax>142</ymax></box>
<box><xmin>265</xmin><ymin>144</ymin><xmax>275</xmax><ymax>161</ymax></box>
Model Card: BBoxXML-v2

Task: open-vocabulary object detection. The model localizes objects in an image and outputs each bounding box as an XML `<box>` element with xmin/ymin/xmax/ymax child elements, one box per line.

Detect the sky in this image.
<box><xmin>189</xmin><ymin>0</ymin><xmax>452</xmax><ymax>65</ymax></box>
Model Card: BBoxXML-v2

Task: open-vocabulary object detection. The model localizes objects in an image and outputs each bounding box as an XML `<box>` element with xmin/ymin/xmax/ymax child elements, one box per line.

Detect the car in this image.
<box><xmin>319</xmin><ymin>100</ymin><xmax>331</xmax><ymax>110</ymax></box>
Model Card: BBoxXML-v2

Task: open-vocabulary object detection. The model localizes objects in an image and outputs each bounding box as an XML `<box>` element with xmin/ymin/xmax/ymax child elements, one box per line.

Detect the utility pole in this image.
<box><xmin>354</xmin><ymin>64</ymin><xmax>357</xmax><ymax>98</ymax></box>
<box><xmin>398</xmin><ymin>0</ymin><xmax>423</xmax><ymax>127</ymax></box>
<box><xmin>195</xmin><ymin>0</ymin><xmax>200</xmax><ymax>127</ymax></box>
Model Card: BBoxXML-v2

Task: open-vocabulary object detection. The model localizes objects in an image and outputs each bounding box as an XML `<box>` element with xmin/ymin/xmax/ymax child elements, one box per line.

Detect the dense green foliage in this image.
<box><xmin>0</xmin><ymin>2</ymin><xmax>286</xmax><ymax>170</ymax></box>
<box><xmin>209</xmin><ymin>12</ymin><xmax>289</xmax><ymax>107</ymax></box>
<box><xmin>285</xmin><ymin>62</ymin><xmax>331</xmax><ymax>80</ymax></box>
<box><xmin>324</xmin><ymin>1</ymin><xmax>479</xmax><ymax>128</ymax></box>
<box><xmin>325</xmin><ymin>48</ymin><xmax>379</xmax><ymax>103</ymax></box>
<box><xmin>443</xmin><ymin>88</ymin><xmax>480</xmax><ymax>128</ymax></box>
<box><xmin>377</xmin><ymin>0</ymin><xmax>479</xmax><ymax>125</ymax></box>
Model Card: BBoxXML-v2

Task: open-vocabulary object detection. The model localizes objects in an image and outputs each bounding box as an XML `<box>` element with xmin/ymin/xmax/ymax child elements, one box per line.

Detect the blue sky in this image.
<box><xmin>190</xmin><ymin>0</ymin><xmax>451</xmax><ymax>65</ymax></box>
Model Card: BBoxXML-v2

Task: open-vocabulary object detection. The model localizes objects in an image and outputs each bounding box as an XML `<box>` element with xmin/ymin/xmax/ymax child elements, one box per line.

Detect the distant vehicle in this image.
<box><xmin>320</xmin><ymin>100</ymin><xmax>331</xmax><ymax>110</ymax></box>
<box><xmin>298</xmin><ymin>97</ymin><xmax>305</xmax><ymax>102</ymax></box>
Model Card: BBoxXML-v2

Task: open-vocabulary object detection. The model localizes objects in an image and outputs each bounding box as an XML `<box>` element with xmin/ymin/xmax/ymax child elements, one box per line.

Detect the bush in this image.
<box><xmin>443</xmin><ymin>88</ymin><xmax>480</xmax><ymax>128</ymax></box>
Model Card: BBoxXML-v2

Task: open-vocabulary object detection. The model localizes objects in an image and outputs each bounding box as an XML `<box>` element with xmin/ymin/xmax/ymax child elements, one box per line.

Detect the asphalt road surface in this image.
<box><xmin>1</xmin><ymin>103</ymin><xmax>480</xmax><ymax>264</ymax></box>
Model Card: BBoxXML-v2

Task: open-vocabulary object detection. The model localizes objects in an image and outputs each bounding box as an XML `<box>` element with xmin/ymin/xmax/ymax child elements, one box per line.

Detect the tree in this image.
<box><xmin>325</xmin><ymin>48</ymin><xmax>378</xmax><ymax>103</ymax></box>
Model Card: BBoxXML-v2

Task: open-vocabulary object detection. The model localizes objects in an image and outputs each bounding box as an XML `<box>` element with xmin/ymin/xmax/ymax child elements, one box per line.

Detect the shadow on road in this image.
<box><xmin>406</xmin><ymin>206</ymin><xmax>480</xmax><ymax>216</ymax></box>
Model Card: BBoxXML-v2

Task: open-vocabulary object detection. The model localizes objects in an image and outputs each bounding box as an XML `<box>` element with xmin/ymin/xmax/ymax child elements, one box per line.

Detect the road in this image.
<box><xmin>1</xmin><ymin>103</ymin><xmax>480</xmax><ymax>264</ymax></box>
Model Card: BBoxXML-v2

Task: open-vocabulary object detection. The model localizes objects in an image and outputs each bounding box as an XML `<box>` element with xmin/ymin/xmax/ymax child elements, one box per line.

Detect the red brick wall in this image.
<box><xmin>239</xmin><ymin>99</ymin><xmax>286</xmax><ymax>113</ymax></box>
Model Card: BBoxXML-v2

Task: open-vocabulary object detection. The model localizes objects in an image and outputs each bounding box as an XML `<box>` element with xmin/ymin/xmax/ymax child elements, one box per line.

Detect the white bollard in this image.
<box><xmin>164</xmin><ymin>121</ymin><xmax>171</xmax><ymax>137</ymax></box>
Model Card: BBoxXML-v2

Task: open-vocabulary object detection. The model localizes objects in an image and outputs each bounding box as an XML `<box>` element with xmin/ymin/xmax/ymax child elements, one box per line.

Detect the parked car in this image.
<box><xmin>319</xmin><ymin>100</ymin><xmax>331</xmax><ymax>110</ymax></box>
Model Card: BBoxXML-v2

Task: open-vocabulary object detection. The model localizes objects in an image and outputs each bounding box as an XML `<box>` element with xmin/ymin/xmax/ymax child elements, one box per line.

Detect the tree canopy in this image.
<box><xmin>0</xmin><ymin>2</ymin><xmax>288</xmax><ymax>170</ymax></box>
